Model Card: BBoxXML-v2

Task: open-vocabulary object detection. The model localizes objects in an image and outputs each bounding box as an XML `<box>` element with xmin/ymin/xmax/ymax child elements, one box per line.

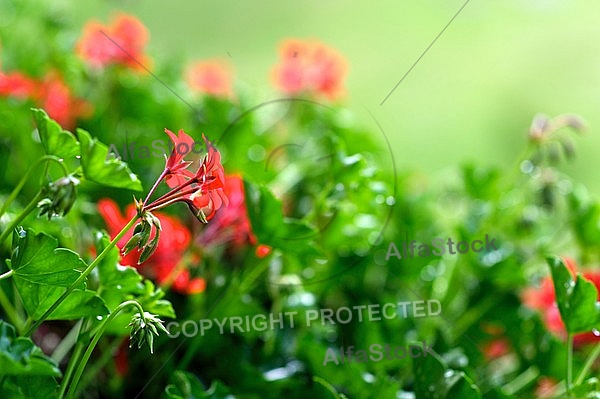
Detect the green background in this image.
<box><xmin>38</xmin><ymin>0</ymin><xmax>600</xmax><ymax>193</ymax></box>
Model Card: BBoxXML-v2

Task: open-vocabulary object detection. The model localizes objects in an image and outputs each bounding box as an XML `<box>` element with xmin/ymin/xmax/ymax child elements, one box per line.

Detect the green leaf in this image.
<box><xmin>78</xmin><ymin>128</ymin><xmax>143</xmax><ymax>191</ymax></box>
<box><xmin>572</xmin><ymin>378</ymin><xmax>600</xmax><ymax>398</ymax></box>
<box><xmin>92</xmin><ymin>232</ymin><xmax>174</xmax><ymax>334</ymax></box>
<box><xmin>2</xmin><ymin>376</ymin><xmax>59</xmax><ymax>399</ymax></box>
<box><xmin>165</xmin><ymin>371</ymin><xmax>234</xmax><ymax>399</ymax></box>
<box><xmin>243</xmin><ymin>180</ymin><xmax>319</xmax><ymax>256</ymax></box>
<box><xmin>9</xmin><ymin>228</ymin><xmax>108</xmax><ymax>320</ymax></box>
<box><xmin>0</xmin><ymin>320</ymin><xmax>61</xmax><ymax>377</ymax></box>
<box><xmin>413</xmin><ymin>347</ymin><xmax>481</xmax><ymax>399</ymax></box>
<box><xmin>32</xmin><ymin>108</ymin><xmax>79</xmax><ymax>160</ymax></box>
<box><xmin>547</xmin><ymin>256</ymin><xmax>600</xmax><ymax>333</ymax></box>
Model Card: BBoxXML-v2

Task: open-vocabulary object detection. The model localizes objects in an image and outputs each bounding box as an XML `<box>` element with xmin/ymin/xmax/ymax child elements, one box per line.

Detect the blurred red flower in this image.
<box><xmin>0</xmin><ymin>71</ymin><xmax>38</xmax><ymax>99</ymax></box>
<box><xmin>185</xmin><ymin>60</ymin><xmax>233</xmax><ymax>98</ymax></box>
<box><xmin>98</xmin><ymin>198</ymin><xmax>205</xmax><ymax>295</ymax></box>
<box><xmin>272</xmin><ymin>39</ymin><xmax>347</xmax><ymax>99</ymax></box>
<box><xmin>200</xmin><ymin>174</ymin><xmax>271</xmax><ymax>258</ymax></box>
<box><xmin>76</xmin><ymin>13</ymin><xmax>150</xmax><ymax>71</ymax></box>
<box><xmin>521</xmin><ymin>257</ymin><xmax>600</xmax><ymax>345</ymax></box>
<box><xmin>37</xmin><ymin>72</ymin><xmax>92</xmax><ymax>130</ymax></box>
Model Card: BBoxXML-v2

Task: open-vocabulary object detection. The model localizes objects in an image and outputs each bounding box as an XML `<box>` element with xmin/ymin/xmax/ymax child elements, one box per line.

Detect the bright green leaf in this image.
<box><xmin>547</xmin><ymin>256</ymin><xmax>600</xmax><ymax>333</ymax></box>
<box><xmin>0</xmin><ymin>320</ymin><xmax>60</xmax><ymax>377</ymax></box>
<box><xmin>32</xmin><ymin>108</ymin><xmax>79</xmax><ymax>160</ymax></box>
<box><xmin>78</xmin><ymin>128</ymin><xmax>143</xmax><ymax>191</ymax></box>
<box><xmin>9</xmin><ymin>228</ymin><xmax>108</xmax><ymax>320</ymax></box>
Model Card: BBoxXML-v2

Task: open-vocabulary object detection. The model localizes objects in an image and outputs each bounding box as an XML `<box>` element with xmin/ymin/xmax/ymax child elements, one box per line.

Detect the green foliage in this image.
<box><xmin>413</xmin><ymin>349</ymin><xmax>481</xmax><ymax>399</ymax></box>
<box><xmin>165</xmin><ymin>371</ymin><xmax>234</xmax><ymax>399</ymax></box>
<box><xmin>547</xmin><ymin>256</ymin><xmax>600</xmax><ymax>333</ymax></box>
<box><xmin>8</xmin><ymin>227</ymin><xmax>108</xmax><ymax>320</ymax></box>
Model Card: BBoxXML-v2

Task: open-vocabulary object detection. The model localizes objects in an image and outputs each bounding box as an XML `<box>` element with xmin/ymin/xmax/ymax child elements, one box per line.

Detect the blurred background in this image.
<box><xmin>42</xmin><ymin>0</ymin><xmax>600</xmax><ymax>195</ymax></box>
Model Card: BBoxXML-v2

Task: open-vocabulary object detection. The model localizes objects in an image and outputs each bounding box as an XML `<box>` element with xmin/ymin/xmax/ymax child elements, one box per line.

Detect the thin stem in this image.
<box><xmin>0</xmin><ymin>270</ymin><xmax>13</xmax><ymax>281</ymax></box>
<box><xmin>145</xmin><ymin>188</ymin><xmax>196</xmax><ymax>213</ymax></box>
<box><xmin>58</xmin><ymin>341</ymin><xmax>84</xmax><ymax>398</ymax></box>
<box><xmin>575</xmin><ymin>342</ymin><xmax>600</xmax><ymax>386</ymax></box>
<box><xmin>51</xmin><ymin>320</ymin><xmax>83</xmax><ymax>365</ymax></box>
<box><xmin>567</xmin><ymin>333</ymin><xmax>573</xmax><ymax>395</ymax></box>
<box><xmin>0</xmin><ymin>191</ymin><xmax>43</xmax><ymax>245</ymax></box>
<box><xmin>142</xmin><ymin>169</ymin><xmax>168</xmax><ymax>207</ymax></box>
<box><xmin>0</xmin><ymin>155</ymin><xmax>69</xmax><ymax>218</ymax></box>
<box><xmin>0</xmin><ymin>284</ymin><xmax>21</xmax><ymax>333</ymax></box>
<box><xmin>64</xmin><ymin>300</ymin><xmax>145</xmax><ymax>399</ymax></box>
<box><xmin>56</xmin><ymin>319</ymin><xmax>87</xmax><ymax>398</ymax></box>
<box><xmin>146</xmin><ymin>178</ymin><xmax>197</xmax><ymax>209</ymax></box>
<box><xmin>24</xmin><ymin>215</ymin><xmax>138</xmax><ymax>337</ymax></box>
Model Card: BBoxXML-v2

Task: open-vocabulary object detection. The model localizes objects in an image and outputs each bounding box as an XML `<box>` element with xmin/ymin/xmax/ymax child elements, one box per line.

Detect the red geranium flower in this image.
<box><xmin>272</xmin><ymin>39</ymin><xmax>347</xmax><ymax>99</ymax></box>
<box><xmin>521</xmin><ymin>257</ymin><xmax>600</xmax><ymax>345</ymax></box>
<box><xmin>0</xmin><ymin>71</ymin><xmax>38</xmax><ymax>99</ymax></box>
<box><xmin>185</xmin><ymin>60</ymin><xmax>233</xmax><ymax>99</ymax></box>
<box><xmin>147</xmin><ymin>132</ymin><xmax>227</xmax><ymax>223</ymax></box>
<box><xmin>98</xmin><ymin>198</ymin><xmax>205</xmax><ymax>295</ymax></box>
<box><xmin>200</xmin><ymin>174</ymin><xmax>271</xmax><ymax>258</ymax></box>
<box><xmin>76</xmin><ymin>13</ymin><xmax>150</xmax><ymax>71</ymax></box>
<box><xmin>37</xmin><ymin>72</ymin><xmax>92</xmax><ymax>130</ymax></box>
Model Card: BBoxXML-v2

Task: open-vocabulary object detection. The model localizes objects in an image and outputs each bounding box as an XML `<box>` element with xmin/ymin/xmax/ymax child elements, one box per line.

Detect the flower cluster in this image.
<box><xmin>0</xmin><ymin>69</ymin><xmax>91</xmax><ymax>129</ymax></box>
<box><xmin>185</xmin><ymin>60</ymin><xmax>233</xmax><ymax>99</ymax></box>
<box><xmin>98</xmin><ymin>199</ymin><xmax>204</xmax><ymax>295</ymax></box>
<box><xmin>271</xmin><ymin>39</ymin><xmax>347</xmax><ymax>99</ymax></box>
<box><xmin>199</xmin><ymin>174</ymin><xmax>271</xmax><ymax>258</ymax></box>
<box><xmin>522</xmin><ymin>257</ymin><xmax>600</xmax><ymax>345</ymax></box>
<box><xmin>76</xmin><ymin>13</ymin><xmax>150</xmax><ymax>70</ymax></box>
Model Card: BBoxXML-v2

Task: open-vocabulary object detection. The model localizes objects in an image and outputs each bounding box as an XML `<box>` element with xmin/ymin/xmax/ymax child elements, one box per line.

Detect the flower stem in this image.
<box><xmin>63</xmin><ymin>300</ymin><xmax>145</xmax><ymax>399</ymax></box>
<box><xmin>0</xmin><ymin>191</ymin><xmax>43</xmax><ymax>246</ymax></box>
<box><xmin>0</xmin><ymin>155</ymin><xmax>69</xmax><ymax>218</ymax></box>
<box><xmin>142</xmin><ymin>169</ymin><xmax>168</xmax><ymax>207</ymax></box>
<box><xmin>57</xmin><ymin>321</ymin><xmax>84</xmax><ymax>398</ymax></box>
<box><xmin>575</xmin><ymin>342</ymin><xmax>600</xmax><ymax>386</ymax></box>
<box><xmin>24</xmin><ymin>215</ymin><xmax>138</xmax><ymax>337</ymax></box>
<box><xmin>0</xmin><ymin>284</ymin><xmax>21</xmax><ymax>333</ymax></box>
<box><xmin>0</xmin><ymin>270</ymin><xmax>13</xmax><ymax>281</ymax></box>
<box><xmin>567</xmin><ymin>333</ymin><xmax>573</xmax><ymax>395</ymax></box>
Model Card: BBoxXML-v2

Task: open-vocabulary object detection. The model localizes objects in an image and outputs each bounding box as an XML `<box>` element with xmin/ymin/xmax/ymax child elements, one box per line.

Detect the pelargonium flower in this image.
<box><xmin>98</xmin><ymin>199</ymin><xmax>205</xmax><ymax>295</ymax></box>
<box><xmin>199</xmin><ymin>174</ymin><xmax>271</xmax><ymax>258</ymax></box>
<box><xmin>185</xmin><ymin>60</ymin><xmax>233</xmax><ymax>99</ymax></box>
<box><xmin>0</xmin><ymin>71</ymin><xmax>38</xmax><ymax>99</ymax></box>
<box><xmin>37</xmin><ymin>72</ymin><xmax>92</xmax><ymax>130</ymax></box>
<box><xmin>521</xmin><ymin>257</ymin><xmax>600</xmax><ymax>345</ymax></box>
<box><xmin>271</xmin><ymin>39</ymin><xmax>347</xmax><ymax>99</ymax></box>
<box><xmin>76</xmin><ymin>13</ymin><xmax>150</xmax><ymax>70</ymax></box>
<box><xmin>147</xmin><ymin>132</ymin><xmax>227</xmax><ymax>223</ymax></box>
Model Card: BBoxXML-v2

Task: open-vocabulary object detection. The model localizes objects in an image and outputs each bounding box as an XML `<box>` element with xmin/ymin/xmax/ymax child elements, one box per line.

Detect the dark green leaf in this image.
<box><xmin>413</xmin><ymin>347</ymin><xmax>481</xmax><ymax>399</ymax></box>
<box><xmin>165</xmin><ymin>371</ymin><xmax>234</xmax><ymax>399</ymax></box>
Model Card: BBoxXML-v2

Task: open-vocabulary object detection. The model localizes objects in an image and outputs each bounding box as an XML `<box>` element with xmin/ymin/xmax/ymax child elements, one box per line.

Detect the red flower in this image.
<box><xmin>37</xmin><ymin>72</ymin><xmax>92</xmax><ymax>130</ymax></box>
<box><xmin>76</xmin><ymin>13</ymin><xmax>150</xmax><ymax>70</ymax></box>
<box><xmin>0</xmin><ymin>71</ymin><xmax>38</xmax><ymax>99</ymax></box>
<box><xmin>272</xmin><ymin>39</ymin><xmax>347</xmax><ymax>99</ymax></box>
<box><xmin>199</xmin><ymin>174</ymin><xmax>271</xmax><ymax>257</ymax></box>
<box><xmin>147</xmin><ymin>133</ymin><xmax>227</xmax><ymax>223</ymax></box>
<box><xmin>185</xmin><ymin>60</ymin><xmax>233</xmax><ymax>98</ymax></box>
<box><xmin>163</xmin><ymin>128</ymin><xmax>194</xmax><ymax>188</ymax></box>
<box><xmin>98</xmin><ymin>199</ymin><xmax>205</xmax><ymax>295</ymax></box>
<box><xmin>521</xmin><ymin>257</ymin><xmax>600</xmax><ymax>345</ymax></box>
